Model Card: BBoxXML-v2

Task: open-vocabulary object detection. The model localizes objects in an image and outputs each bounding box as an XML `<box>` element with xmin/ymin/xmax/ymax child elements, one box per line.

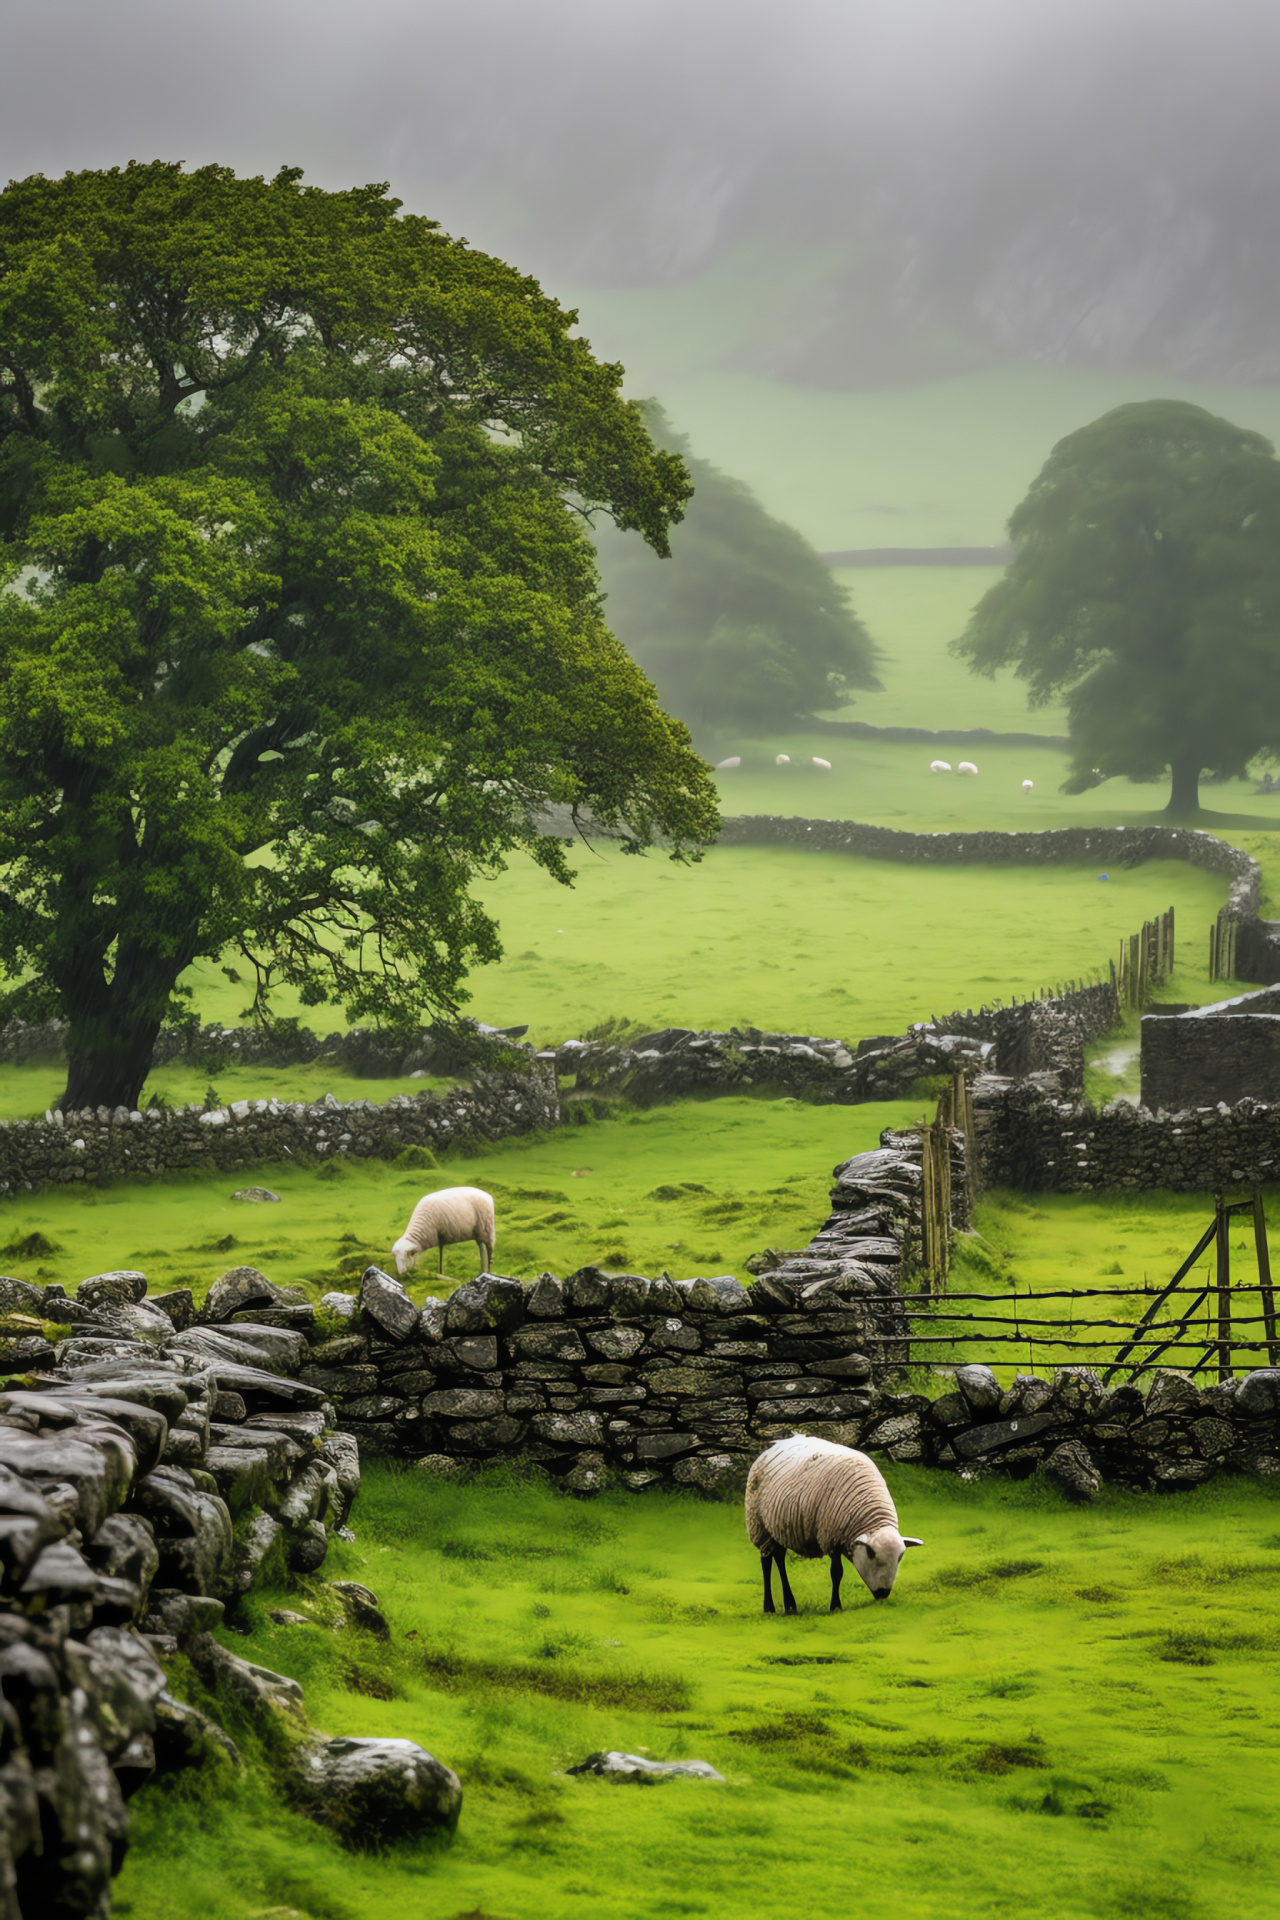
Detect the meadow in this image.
<box><xmin>115</xmin><ymin>1461</ymin><xmax>1280</xmax><ymax>1920</ymax></box>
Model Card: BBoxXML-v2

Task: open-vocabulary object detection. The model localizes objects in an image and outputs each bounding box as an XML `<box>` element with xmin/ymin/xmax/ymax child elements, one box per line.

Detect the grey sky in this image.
<box><xmin>6</xmin><ymin>0</ymin><xmax>1280</xmax><ymax>380</ymax></box>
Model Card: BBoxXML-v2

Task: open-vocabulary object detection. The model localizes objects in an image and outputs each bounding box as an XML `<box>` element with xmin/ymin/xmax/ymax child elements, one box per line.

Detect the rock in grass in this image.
<box><xmin>232</xmin><ymin>1187</ymin><xmax>281</xmax><ymax>1202</ymax></box>
<box><xmin>331</xmin><ymin>1579</ymin><xmax>391</xmax><ymax>1639</ymax></box>
<box><xmin>567</xmin><ymin>1751</ymin><xmax>724</xmax><ymax>1782</ymax></box>
<box><xmin>294</xmin><ymin>1736</ymin><xmax>462</xmax><ymax>1844</ymax></box>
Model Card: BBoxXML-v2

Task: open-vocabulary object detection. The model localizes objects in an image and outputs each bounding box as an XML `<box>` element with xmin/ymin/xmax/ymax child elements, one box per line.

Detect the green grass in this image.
<box><xmin>0</xmin><ymin>1095</ymin><xmax>925</xmax><ymax>1300</ymax></box>
<box><xmin>467</xmin><ymin>843</ymin><xmax>1229</xmax><ymax>1045</ymax></box>
<box><xmin>115</xmin><ymin>1461</ymin><xmax>1280</xmax><ymax>1920</ymax></box>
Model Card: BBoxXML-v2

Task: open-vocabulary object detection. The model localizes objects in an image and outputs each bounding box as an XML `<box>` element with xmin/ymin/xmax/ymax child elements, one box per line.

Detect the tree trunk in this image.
<box><xmin>56</xmin><ymin>934</ymin><xmax>192</xmax><ymax>1112</ymax></box>
<box><xmin>1165</xmin><ymin>751</ymin><xmax>1202</xmax><ymax>816</ymax></box>
<box><xmin>60</xmin><ymin>1015</ymin><xmax>167</xmax><ymax>1113</ymax></box>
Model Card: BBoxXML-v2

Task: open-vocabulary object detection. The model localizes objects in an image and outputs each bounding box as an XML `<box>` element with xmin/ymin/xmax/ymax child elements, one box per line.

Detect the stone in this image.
<box><xmin>532</xmin><ymin>1410</ymin><xmax>603</xmax><ymax>1447</ymax></box>
<box><xmin>0</xmin><ymin>1276</ymin><xmax>45</xmax><ymax>1319</ymax></box>
<box><xmin>444</xmin><ymin>1275</ymin><xmax>526</xmax><ymax>1335</ymax></box>
<box><xmin>77</xmin><ymin>1271</ymin><xmax>148</xmax><ymax>1311</ymax></box>
<box><xmin>413</xmin><ymin>1454</ymin><xmax>461</xmax><ymax>1478</ymax></box>
<box><xmin>149</xmin><ymin>1289</ymin><xmax>195</xmax><ymax>1331</ymax></box>
<box><xmin>232</xmin><ymin>1187</ymin><xmax>281</xmax><ymax>1202</ymax></box>
<box><xmin>1145</xmin><ymin>1371</ymin><xmax>1204</xmax><ymax>1417</ymax></box>
<box><xmin>201</xmin><ymin>1267</ymin><xmax>280</xmax><ymax>1324</ymax></box>
<box><xmin>321</xmin><ymin>1431</ymin><xmax>362</xmax><ymax>1525</ymax></box>
<box><xmin>645</xmin><ymin>1363</ymin><xmax>738</xmax><ymax>1398</ymax></box>
<box><xmin>286</xmin><ymin>1519</ymin><xmax>330</xmax><ymax>1573</ymax></box>
<box><xmin>1050</xmin><ymin>1367</ymin><xmax>1105</xmax><ymax>1412</ymax></box>
<box><xmin>421</xmin><ymin>1387</ymin><xmax>504</xmax><ymax>1418</ymax></box>
<box><xmin>672</xmin><ymin>1453</ymin><xmax>741</xmax><ymax>1492</ymax></box>
<box><xmin>319</xmin><ymin>1291</ymin><xmax>358</xmax><ymax>1322</ymax></box>
<box><xmin>509</xmin><ymin>1322</ymin><xmax>587</xmax><ymax>1362</ymax></box>
<box><xmin>293</xmin><ymin>1736</ymin><xmax>462</xmax><ymax>1845</ymax></box>
<box><xmin>951</xmin><ymin>1410</ymin><xmax>1060</xmax><ymax>1460</ymax></box>
<box><xmin>526</xmin><ymin>1272</ymin><xmax>566</xmax><ymax>1318</ymax></box>
<box><xmin>585</xmin><ymin>1327</ymin><xmax>646</xmax><ymax>1361</ymax></box>
<box><xmin>231</xmin><ymin>1512</ymin><xmax>283</xmax><ymax>1596</ymax></box>
<box><xmin>567</xmin><ymin>1750</ymin><xmax>723</xmax><ymax>1782</ymax></box>
<box><xmin>633</xmin><ymin>1431</ymin><xmax>699</xmax><ymax>1460</ymax></box>
<box><xmin>441</xmin><ymin>1334</ymin><xmax>499</xmax><ymax>1372</ymax></box>
<box><xmin>564</xmin><ymin>1267</ymin><xmax>612</xmax><ymax>1312</ymax></box>
<box><xmin>684</xmin><ymin>1276</ymin><xmax>750</xmax><ymax>1315</ymax></box>
<box><xmin>190</xmin><ymin>1632</ymin><xmax>307</xmax><ymax>1721</ymax></box>
<box><xmin>954</xmin><ymin>1364</ymin><xmax>1002</xmax><ymax>1413</ymax></box>
<box><xmin>1043</xmin><ymin>1439</ymin><xmax>1102</xmax><ymax>1502</ymax></box>
<box><xmin>1236</xmin><ymin>1369</ymin><xmax>1280</xmax><ymax>1416</ymax></box>
<box><xmin>358</xmin><ymin>1267</ymin><xmax>420</xmax><ymax>1342</ymax></box>
<box><xmin>269</xmin><ymin>1609</ymin><xmax>311</xmax><ymax>1627</ymax></box>
<box><xmin>929</xmin><ymin>1392</ymin><xmax>971</xmax><ymax>1428</ymax></box>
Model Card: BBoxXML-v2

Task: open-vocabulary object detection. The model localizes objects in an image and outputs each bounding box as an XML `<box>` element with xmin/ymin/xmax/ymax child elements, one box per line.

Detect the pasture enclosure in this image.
<box><xmin>118</xmin><ymin>1461</ymin><xmax>1280</xmax><ymax>1920</ymax></box>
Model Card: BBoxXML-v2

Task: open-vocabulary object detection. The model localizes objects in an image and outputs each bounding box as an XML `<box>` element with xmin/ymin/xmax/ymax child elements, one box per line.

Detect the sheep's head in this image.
<box><xmin>849</xmin><ymin>1526</ymin><xmax>923</xmax><ymax>1600</ymax></box>
<box><xmin>392</xmin><ymin>1236</ymin><xmax>421</xmax><ymax>1278</ymax></box>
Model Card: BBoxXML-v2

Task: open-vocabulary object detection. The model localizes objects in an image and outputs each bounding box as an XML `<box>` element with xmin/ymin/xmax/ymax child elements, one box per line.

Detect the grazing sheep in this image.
<box><xmin>812</xmin><ymin>756</ymin><xmax>832</xmax><ymax>770</ymax></box>
<box><xmin>1022</xmin><ymin>778</ymin><xmax>1034</xmax><ymax>793</ymax></box>
<box><xmin>393</xmin><ymin>1186</ymin><xmax>495</xmax><ymax>1278</ymax></box>
<box><xmin>715</xmin><ymin>756</ymin><xmax>741</xmax><ymax>770</ymax></box>
<box><xmin>776</xmin><ymin>753</ymin><xmax>791</xmax><ymax>765</ymax></box>
<box><xmin>957</xmin><ymin>760</ymin><xmax>978</xmax><ymax>776</ymax></box>
<box><xmin>930</xmin><ymin>759</ymin><xmax>952</xmax><ymax>774</ymax></box>
<box><xmin>745</xmin><ymin>1434</ymin><xmax>922</xmax><ymax>1614</ymax></box>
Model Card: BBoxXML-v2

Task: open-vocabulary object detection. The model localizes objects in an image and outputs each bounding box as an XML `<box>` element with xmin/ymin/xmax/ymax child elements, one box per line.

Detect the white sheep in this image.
<box><xmin>812</xmin><ymin>756</ymin><xmax>832</xmax><ymax>770</ymax></box>
<box><xmin>776</xmin><ymin>753</ymin><xmax>791</xmax><ymax>765</ymax></box>
<box><xmin>745</xmin><ymin>1434</ymin><xmax>922</xmax><ymax>1614</ymax></box>
<box><xmin>392</xmin><ymin>1186</ymin><xmax>495</xmax><ymax>1278</ymax></box>
<box><xmin>715</xmin><ymin>756</ymin><xmax>741</xmax><ymax>770</ymax></box>
<box><xmin>930</xmin><ymin>759</ymin><xmax>952</xmax><ymax>774</ymax></box>
<box><xmin>1022</xmin><ymin>779</ymin><xmax>1034</xmax><ymax>793</ymax></box>
<box><xmin>958</xmin><ymin>760</ymin><xmax>978</xmax><ymax>776</ymax></box>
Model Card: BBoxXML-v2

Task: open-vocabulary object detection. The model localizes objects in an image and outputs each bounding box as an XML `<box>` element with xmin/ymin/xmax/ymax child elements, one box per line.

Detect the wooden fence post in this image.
<box><xmin>1254</xmin><ymin>1191</ymin><xmax>1279</xmax><ymax>1368</ymax></box>
<box><xmin>1215</xmin><ymin>1194</ymin><xmax>1233</xmax><ymax>1382</ymax></box>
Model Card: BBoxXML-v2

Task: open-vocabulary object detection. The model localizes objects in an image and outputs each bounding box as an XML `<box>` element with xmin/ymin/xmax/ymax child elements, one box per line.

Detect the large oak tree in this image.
<box><xmin>0</xmin><ymin>163</ymin><xmax>718</xmax><ymax>1110</ymax></box>
<box><xmin>953</xmin><ymin>400</ymin><xmax>1280</xmax><ymax>814</ymax></box>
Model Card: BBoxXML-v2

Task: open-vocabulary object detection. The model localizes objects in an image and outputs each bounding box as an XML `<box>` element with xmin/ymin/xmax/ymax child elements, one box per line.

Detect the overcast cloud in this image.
<box><xmin>6</xmin><ymin>0</ymin><xmax>1280</xmax><ymax>381</ymax></box>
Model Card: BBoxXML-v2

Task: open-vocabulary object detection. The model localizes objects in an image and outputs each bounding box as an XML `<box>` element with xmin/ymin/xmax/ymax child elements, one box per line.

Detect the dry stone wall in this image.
<box><xmin>0</xmin><ymin>1070</ymin><xmax>559</xmax><ymax>1200</ymax></box>
<box><xmin>0</xmin><ymin>1260</ymin><xmax>472</xmax><ymax>1917</ymax></box>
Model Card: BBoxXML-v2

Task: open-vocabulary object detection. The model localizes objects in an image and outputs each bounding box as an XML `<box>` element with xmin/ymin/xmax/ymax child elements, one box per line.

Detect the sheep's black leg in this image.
<box><xmin>829</xmin><ymin>1552</ymin><xmax>844</xmax><ymax>1612</ymax></box>
<box><xmin>438</xmin><ymin>1244</ymin><xmax>444</xmax><ymax>1277</ymax></box>
<box><xmin>775</xmin><ymin>1548</ymin><xmax>798</xmax><ymax>1616</ymax></box>
<box><xmin>762</xmin><ymin>1553</ymin><xmax>775</xmax><ymax>1615</ymax></box>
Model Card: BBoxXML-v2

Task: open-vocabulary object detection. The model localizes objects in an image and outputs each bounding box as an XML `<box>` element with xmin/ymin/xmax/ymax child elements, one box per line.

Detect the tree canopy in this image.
<box><xmin>0</xmin><ymin>162</ymin><xmax>719</xmax><ymax>1108</ymax></box>
<box><xmin>952</xmin><ymin>399</ymin><xmax>1280</xmax><ymax>814</ymax></box>
<box><xmin>594</xmin><ymin>407</ymin><xmax>878</xmax><ymax>736</ymax></box>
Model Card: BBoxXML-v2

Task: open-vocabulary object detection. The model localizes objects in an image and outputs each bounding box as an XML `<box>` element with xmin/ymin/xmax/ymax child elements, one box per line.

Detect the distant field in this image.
<box><xmin>827</xmin><ymin>565</ymin><xmax>1072</xmax><ymax>735</ymax></box>
<box><xmin>119</xmin><ymin>1462</ymin><xmax>1280</xmax><ymax>1920</ymax></box>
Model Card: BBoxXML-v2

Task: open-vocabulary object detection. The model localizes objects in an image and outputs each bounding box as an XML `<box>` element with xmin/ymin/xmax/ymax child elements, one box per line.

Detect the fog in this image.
<box><xmin>6</xmin><ymin>0</ymin><xmax>1280</xmax><ymax>381</ymax></box>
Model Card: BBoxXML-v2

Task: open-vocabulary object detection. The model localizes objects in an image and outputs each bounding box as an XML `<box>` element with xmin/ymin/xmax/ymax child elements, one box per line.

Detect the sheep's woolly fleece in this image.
<box><xmin>394</xmin><ymin>1186</ymin><xmax>495</xmax><ymax>1270</ymax></box>
<box><xmin>745</xmin><ymin>1434</ymin><xmax>899</xmax><ymax>1558</ymax></box>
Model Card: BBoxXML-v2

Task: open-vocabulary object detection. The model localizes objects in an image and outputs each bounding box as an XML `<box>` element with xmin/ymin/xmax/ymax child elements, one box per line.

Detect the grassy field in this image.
<box><xmin>0</xmin><ymin>1095</ymin><xmax>926</xmax><ymax>1300</ymax></box>
<box><xmin>116</xmin><ymin>1461</ymin><xmax>1280</xmax><ymax>1920</ymax></box>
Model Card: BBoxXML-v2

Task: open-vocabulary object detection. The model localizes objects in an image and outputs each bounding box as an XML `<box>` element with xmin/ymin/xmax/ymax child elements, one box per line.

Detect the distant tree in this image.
<box><xmin>594</xmin><ymin>407</ymin><xmax>879</xmax><ymax>734</ymax></box>
<box><xmin>953</xmin><ymin>400</ymin><xmax>1280</xmax><ymax>814</ymax></box>
<box><xmin>0</xmin><ymin>163</ymin><xmax>718</xmax><ymax>1110</ymax></box>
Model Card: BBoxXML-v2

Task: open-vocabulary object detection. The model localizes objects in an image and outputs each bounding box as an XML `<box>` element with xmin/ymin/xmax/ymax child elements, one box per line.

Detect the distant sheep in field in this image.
<box><xmin>930</xmin><ymin>759</ymin><xmax>952</xmax><ymax>774</ymax></box>
<box><xmin>715</xmin><ymin>756</ymin><xmax>741</xmax><ymax>770</ymax></box>
<box><xmin>957</xmin><ymin>760</ymin><xmax>978</xmax><ymax>776</ymax></box>
<box><xmin>812</xmin><ymin>756</ymin><xmax>832</xmax><ymax>770</ymax></box>
<box><xmin>1022</xmin><ymin>779</ymin><xmax>1034</xmax><ymax>793</ymax></box>
<box><xmin>745</xmin><ymin>1434</ymin><xmax>922</xmax><ymax>1614</ymax></box>
<box><xmin>776</xmin><ymin>753</ymin><xmax>791</xmax><ymax>765</ymax></box>
<box><xmin>393</xmin><ymin>1186</ymin><xmax>495</xmax><ymax>1278</ymax></box>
